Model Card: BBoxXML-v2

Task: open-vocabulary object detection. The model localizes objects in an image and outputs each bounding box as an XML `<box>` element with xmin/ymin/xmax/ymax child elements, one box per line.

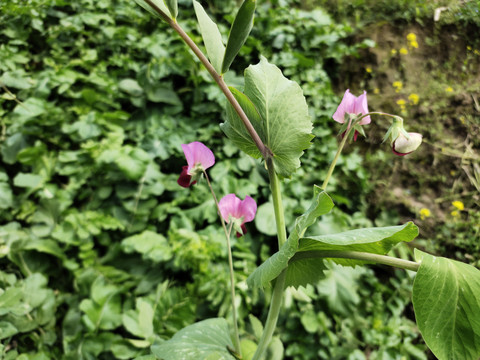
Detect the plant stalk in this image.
<box><xmin>321</xmin><ymin>125</ymin><xmax>350</xmax><ymax>191</ymax></box>
<box><xmin>203</xmin><ymin>170</ymin><xmax>241</xmax><ymax>355</ymax></box>
<box><xmin>142</xmin><ymin>0</ymin><xmax>270</xmax><ymax>159</ymax></box>
<box><xmin>290</xmin><ymin>250</ymin><xmax>420</xmax><ymax>272</ymax></box>
<box><xmin>251</xmin><ymin>158</ymin><xmax>288</xmax><ymax>360</ymax></box>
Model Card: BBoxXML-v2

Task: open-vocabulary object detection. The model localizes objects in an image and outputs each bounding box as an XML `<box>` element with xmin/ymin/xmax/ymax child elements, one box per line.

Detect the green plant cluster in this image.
<box><xmin>1</xmin><ymin>0</ymin><xmax>432</xmax><ymax>359</ymax></box>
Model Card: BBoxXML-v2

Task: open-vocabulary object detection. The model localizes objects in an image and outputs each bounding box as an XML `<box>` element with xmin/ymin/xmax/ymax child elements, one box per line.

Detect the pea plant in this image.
<box><xmin>135</xmin><ymin>1</ymin><xmax>480</xmax><ymax>359</ymax></box>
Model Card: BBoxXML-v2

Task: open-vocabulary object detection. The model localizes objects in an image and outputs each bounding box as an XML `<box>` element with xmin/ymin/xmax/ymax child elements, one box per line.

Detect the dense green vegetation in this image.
<box><xmin>1</xmin><ymin>0</ymin><xmax>478</xmax><ymax>359</ymax></box>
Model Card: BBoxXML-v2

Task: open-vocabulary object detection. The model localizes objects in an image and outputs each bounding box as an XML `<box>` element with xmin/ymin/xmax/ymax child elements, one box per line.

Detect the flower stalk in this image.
<box><xmin>203</xmin><ymin>170</ymin><xmax>242</xmax><ymax>355</ymax></box>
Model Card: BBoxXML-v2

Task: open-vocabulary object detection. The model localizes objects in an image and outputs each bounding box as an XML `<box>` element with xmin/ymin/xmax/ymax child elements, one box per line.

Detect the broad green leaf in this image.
<box><xmin>255</xmin><ymin>202</ymin><xmax>277</xmax><ymax>235</ymax></box>
<box><xmin>165</xmin><ymin>0</ymin><xmax>177</xmax><ymax>19</ymax></box>
<box><xmin>247</xmin><ymin>187</ymin><xmax>333</xmax><ymax>288</ymax></box>
<box><xmin>296</xmin><ymin>221</ymin><xmax>419</xmax><ymax>267</ymax></box>
<box><xmin>150</xmin><ymin>318</ymin><xmax>236</xmax><ymax>360</ymax></box>
<box><xmin>222</xmin><ymin>87</ymin><xmax>263</xmax><ymax>159</ymax></box>
<box><xmin>118</xmin><ymin>79</ymin><xmax>143</xmax><ymax>97</ymax></box>
<box><xmin>222</xmin><ymin>0</ymin><xmax>256</xmax><ymax>73</ymax></box>
<box><xmin>193</xmin><ymin>1</ymin><xmax>225</xmax><ymax>74</ymax></box>
<box><xmin>222</xmin><ymin>57</ymin><xmax>313</xmax><ymax>178</ymax></box>
<box><xmin>134</xmin><ymin>0</ymin><xmax>171</xmax><ymax>19</ymax></box>
<box><xmin>413</xmin><ymin>250</ymin><xmax>480</xmax><ymax>360</ymax></box>
<box><xmin>0</xmin><ymin>321</ymin><xmax>18</xmax><ymax>340</ymax></box>
<box><xmin>121</xmin><ymin>230</ymin><xmax>173</xmax><ymax>263</ymax></box>
<box><xmin>13</xmin><ymin>173</ymin><xmax>43</xmax><ymax>188</ymax></box>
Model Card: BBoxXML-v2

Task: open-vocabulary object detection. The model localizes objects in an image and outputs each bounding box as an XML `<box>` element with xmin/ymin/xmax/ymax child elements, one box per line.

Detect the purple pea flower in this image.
<box><xmin>219</xmin><ymin>194</ymin><xmax>257</xmax><ymax>237</ymax></box>
<box><xmin>177</xmin><ymin>141</ymin><xmax>215</xmax><ymax>188</ymax></box>
<box><xmin>332</xmin><ymin>89</ymin><xmax>371</xmax><ymax>140</ymax></box>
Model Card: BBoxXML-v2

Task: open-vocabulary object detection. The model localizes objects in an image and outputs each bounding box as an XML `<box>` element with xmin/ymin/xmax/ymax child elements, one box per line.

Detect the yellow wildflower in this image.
<box><xmin>474</xmin><ymin>50</ymin><xmax>480</xmax><ymax>55</ymax></box>
<box><xmin>406</xmin><ymin>33</ymin><xmax>417</xmax><ymax>41</ymax></box>
<box><xmin>396</xmin><ymin>99</ymin><xmax>406</xmax><ymax>106</ymax></box>
<box><xmin>452</xmin><ymin>201</ymin><xmax>464</xmax><ymax>211</ymax></box>
<box><xmin>467</xmin><ymin>46</ymin><xmax>472</xmax><ymax>51</ymax></box>
<box><xmin>366</xmin><ymin>67</ymin><xmax>372</xmax><ymax>73</ymax></box>
<box><xmin>373</xmin><ymin>88</ymin><xmax>380</xmax><ymax>94</ymax></box>
<box><xmin>451</xmin><ymin>210</ymin><xmax>459</xmax><ymax>217</ymax></box>
<box><xmin>391</xmin><ymin>49</ymin><xmax>397</xmax><ymax>55</ymax></box>
<box><xmin>445</xmin><ymin>86</ymin><xmax>453</xmax><ymax>92</ymax></box>
<box><xmin>408</xmin><ymin>93</ymin><xmax>419</xmax><ymax>105</ymax></box>
<box><xmin>392</xmin><ymin>81</ymin><xmax>403</xmax><ymax>92</ymax></box>
<box><xmin>409</xmin><ymin>40</ymin><xmax>419</xmax><ymax>48</ymax></box>
<box><xmin>419</xmin><ymin>208</ymin><xmax>431</xmax><ymax>220</ymax></box>
<box><xmin>400</xmin><ymin>47</ymin><xmax>408</xmax><ymax>55</ymax></box>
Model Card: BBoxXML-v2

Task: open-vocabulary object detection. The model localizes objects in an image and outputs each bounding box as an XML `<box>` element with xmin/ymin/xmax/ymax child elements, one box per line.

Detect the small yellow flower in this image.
<box><xmin>419</xmin><ymin>208</ymin><xmax>431</xmax><ymax>220</ymax></box>
<box><xmin>391</xmin><ymin>49</ymin><xmax>397</xmax><ymax>55</ymax></box>
<box><xmin>396</xmin><ymin>99</ymin><xmax>406</xmax><ymax>106</ymax></box>
<box><xmin>366</xmin><ymin>67</ymin><xmax>372</xmax><ymax>73</ymax></box>
<box><xmin>452</xmin><ymin>201</ymin><xmax>464</xmax><ymax>211</ymax></box>
<box><xmin>459</xmin><ymin>116</ymin><xmax>466</xmax><ymax>124</ymax></box>
<box><xmin>373</xmin><ymin>88</ymin><xmax>380</xmax><ymax>94</ymax></box>
<box><xmin>408</xmin><ymin>93</ymin><xmax>419</xmax><ymax>105</ymax></box>
<box><xmin>467</xmin><ymin>45</ymin><xmax>472</xmax><ymax>51</ymax></box>
<box><xmin>445</xmin><ymin>86</ymin><xmax>453</xmax><ymax>92</ymax></box>
<box><xmin>451</xmin><ymin>210</ymin><xmax>460</xmax><ymax>217</ymax></box>
<box><xmin>474</xmin><ymin>50</ymin><xmax>480</xmax><ymax>55</ymax></box>
<box><xmin>450</xmin><ymin>170</ymin><xmax>456</xmax><ymax>176</ymax></box>
<box><xmin>409</xmin><ymin>40</ymin><xmax>419</xmax><ymax>49</ymax></box>
<box><xmin>392</xmin><ymin>81</ymin><xmax>403</xmax><ymax>92</ymax></box>
<box><xmin>406</xmin><ymin>33</ymin><xmax>417</xmax><ymax>41</ymax></box>
<box><xmin>400</xmin><ymin>47</ymin><xmax>408</xmax><ymax>55</ymax></box>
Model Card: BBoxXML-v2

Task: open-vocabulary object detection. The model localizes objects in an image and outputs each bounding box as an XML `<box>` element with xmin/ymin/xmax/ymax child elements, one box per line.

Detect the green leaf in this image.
<box><xmin>222</xmin><ymin>0</ymin><xmax>256</xmax><ymax>74</ymax></box>
<box><xmin>150</xmin><ymin>318</ymin><xmax>236</xmax><ymax>360</ymax></box>
<box><xmin>13</xmin><ymin>173</ymin><xmax>43</xmax><ymax>188</ymax></box>
<box><xmin>121</xmin><ymin>230</ymin><xmax>173</xmax><ymax>263</ymax></box>
<box><xmin>297</xmin><ymin>221</ymin><xmax>419</xmax><ymax>267</ymax></box>
<box><xmin>164</xmin><ymin>0</ymin><xmax>177</xmax><ymax>19</ymax></box>
<box><xmin>193</xmin><ymin>0</ymin><xmax>226</xmax><ymax>74</ymax></box>
<box><xmin>247</xmin><ymin>187</ymin><xmax>333</xmax><ymax>288</ymax></box>
<box><xmin>0</xmin><ymin>321</ymin><xmax>18</xmax><ymax>340</ymax></box>
<box><xmin>222</xmin><ymin>57</ymin><xmax>313</xmax><ymax>178</ymax></box>
<box><xmin>134</xmin><ymin>0</ymin><xmax>171</xmax><ymax>19</ymax></box>
<box><xmin>412</xmin><ymin>250</ymin><xmax>480</xmax><ymax>360</ymax></box>
<box><xmin>255</xmin><ymin>202</ymin><xmax>277</xmax><ymax>235</ymax></box>
<box><xmin>222</xmin><ymin>87</ymin><xmax>263</xmax><ymax>159</ymax></box>
<box><xmin>118</xmin><ymin>79</ymin><xmax>144</xmax><ymax>97</ymax></box>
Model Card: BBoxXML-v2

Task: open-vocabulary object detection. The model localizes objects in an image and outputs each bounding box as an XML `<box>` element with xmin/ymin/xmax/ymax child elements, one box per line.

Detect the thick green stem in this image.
<box><xmin>252</xmin><ymin>159</ymin><xmax>287</xmax><ymax>360</ymax></box>
<box><xmin>203</xmin><ymin>171</ymin><xmax>241</xmax><ymax>355</ymax></box>
<box><xmin>290</xmin><ymin>250</ymin><xmax>420</xmax><ymax>272</ymax></box>
<box><xmin>142</xmin><ymin>0</ymin><xmax>270</xmax><ymax>158</ymax></box>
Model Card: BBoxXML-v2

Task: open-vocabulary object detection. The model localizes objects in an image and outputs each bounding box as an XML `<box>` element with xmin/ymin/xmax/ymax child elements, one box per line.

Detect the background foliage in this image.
<box><xmin>0</xmin><ymin>0</ymin><xmax>478</xmax><ymax>359</ymax></box>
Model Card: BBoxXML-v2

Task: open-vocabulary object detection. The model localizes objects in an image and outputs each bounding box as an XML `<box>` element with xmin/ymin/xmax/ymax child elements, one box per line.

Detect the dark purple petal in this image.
<box><xmin>177</xmin><ymin>166</ymin><xmax>193</xmax><ymax>187</ymax></box>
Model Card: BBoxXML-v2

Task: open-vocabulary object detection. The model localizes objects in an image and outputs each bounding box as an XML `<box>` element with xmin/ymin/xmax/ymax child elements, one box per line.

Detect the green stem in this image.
<box><xmin>290</xmin><ymin>250</ymin><xmax>420</xmax><ymax>272</ymax></box>
<box><xmin>252</xmin><ymin>159</ymin><xmax>287</xmax><ymax>360</ymax></box>
<box><xmin>203</xmin><ymin>170</ymin><xmax>241</xmax><ymax>355</ymax></box>
<box><xmin>321</xmin><ymin>126</ymin><xmax>350</xmax><ymax>191</ymax></box>
<box><xmin>142</xmin><ymin>0</ymin><xmax>270</xmax><ymax>159</ymax></box>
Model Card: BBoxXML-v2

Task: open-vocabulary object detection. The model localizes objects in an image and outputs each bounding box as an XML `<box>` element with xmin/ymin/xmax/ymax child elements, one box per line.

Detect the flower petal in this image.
<box><xmin>239</xmin><ymin>195</ymin><xmax>257</xmax><ymax>223</ymax></box>
<box><xmin>332</xmin><ymin>89</ymin><xmax>356</xmax><ymax>123</ymax></box>
<box><xmin>181</xmin><ymin>141</ymin><xmax>215</xmax><ymax>174</ymax></box>
<box><xmin>219</xmin><ymin>194</ymin><xmax>241</xmax><ymax>223</ymax></box>
<box><xmin>392</xmin><ymin>132</ymin><xmax>422</xmax><ymax>155</ymax></box>
<box><xmin>354</xmin><ymin>91</ymin><xmax>371</xmax><ymax>124</ymax></box>
<box><xmin>177</xmin><ymin>166</ymin><xmax>193</xmax><ymax>187</ymax></box>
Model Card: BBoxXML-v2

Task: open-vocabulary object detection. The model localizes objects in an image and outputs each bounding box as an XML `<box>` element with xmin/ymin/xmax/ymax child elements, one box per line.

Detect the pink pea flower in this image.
<box><xmin>219</xmin><ymin>194</ymin><xmax>257</xmax><ymax>237</ymax></box>
<box><xmin>177</xmin><ymin>141</ymin><xmax>215</xmax><ymax>188</ymax></box>
<box><xmin>392</xmin><ymin>132</ymin><xmax>423</xmax><ymax>156</ymax></box>
<box><xmin>332</xmin><ymin>89</ymin><xmax>371</xmax><ymax>141</ymax></box>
